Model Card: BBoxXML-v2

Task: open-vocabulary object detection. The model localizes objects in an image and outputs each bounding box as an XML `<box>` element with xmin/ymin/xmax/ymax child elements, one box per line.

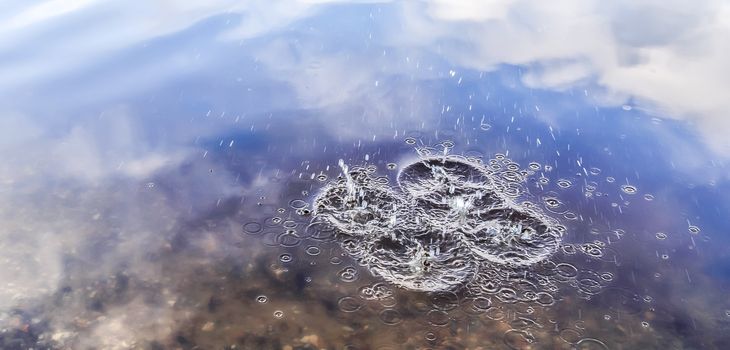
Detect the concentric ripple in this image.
<box><xmin>314</xmin><ymin>155</ymin><xmax>566</xmax><ymax>292</ymax></box>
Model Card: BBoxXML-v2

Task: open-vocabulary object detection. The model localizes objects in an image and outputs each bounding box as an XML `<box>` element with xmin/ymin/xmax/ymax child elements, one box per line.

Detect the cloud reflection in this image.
<box><xmin>397</xmin><ymin>0</ymin><xmax>730</xmax><ymax>153</ymax></box>
<box><xmin>3</xmin><ymin>0</ymin><xmax>728</xmax><ymax>153</ymax></box>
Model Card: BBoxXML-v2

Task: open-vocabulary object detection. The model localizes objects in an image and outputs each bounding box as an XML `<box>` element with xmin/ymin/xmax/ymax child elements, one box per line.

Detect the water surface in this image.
<box><xmin>1</xmin><ymin>1</ymin><xmax>730</xmax><ymax>349</ymax></box>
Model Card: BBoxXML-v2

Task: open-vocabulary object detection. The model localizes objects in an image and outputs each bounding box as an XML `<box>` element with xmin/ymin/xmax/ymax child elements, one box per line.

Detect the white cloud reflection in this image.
<box><xmin>396</xmin><ymin>0</ymin><xmax>730</xmax><ymax>153</ymax></box>
<box><xmin>3</xmin><ymin>0</ymin><xmax>728</xmax><ymax>154</ymax></box>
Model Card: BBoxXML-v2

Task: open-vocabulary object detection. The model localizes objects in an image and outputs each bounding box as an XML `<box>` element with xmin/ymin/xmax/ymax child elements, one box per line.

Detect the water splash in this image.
<box><xmin>314</xmin><ymin>154</ymin><xmax>580</xmax><ymax>297</ymax></box>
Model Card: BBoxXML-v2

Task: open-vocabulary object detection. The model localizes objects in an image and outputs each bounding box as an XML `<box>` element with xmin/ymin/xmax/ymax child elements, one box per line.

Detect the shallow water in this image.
<box><xmin>2</xmin><ymin>1</ymin><xmax>730</xmax><ymax>349</ymax></box>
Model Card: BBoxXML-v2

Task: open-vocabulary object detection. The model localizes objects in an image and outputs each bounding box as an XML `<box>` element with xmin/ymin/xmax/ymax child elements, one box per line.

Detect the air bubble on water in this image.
<box><xmin>621</xmin><ymin>185</ymin><xmax>637</xmax><ymax>194</ymax></box>
<box><xmin>265</xmin><ymin>216</ymin><xmax>282</xmax><ymax>226</ymax></box>
<box><xmin>424</xmin><ymin>332</ymin><xmax>438</xmax><ymax>341</ymax></box>
<box><xmin>279</xmin><ymin>253</ymin><xmax>293</xmax><ymax>263</ymax></box>
<box><xmin>359</xmin><ymin>283</ymin><xmax>394</xmax><ymax>300</ymax></box>
<box><xmin>337</xmin><ymin>296</ymin><xmax>362</xmax><ymax>313</ymax></box>
<box><xmin>503</xmin><ymin>329</ymin><xmax>535</xmax><ymax>349</ymax></box>
<box><xmin>424</xmin><ymin>309</ymin><xmax>449</xmax><ymax>328</ymax></box>
<box><xmin>655</xmin><ymin>232</ymin><xmax>667</xmax><ymax>240</ymax></box>
<box><xmin>600</xmin><ymin>272</ymin><xmax>614</xmax><ymax>282</ymax></box>
<box><xmin>242</xmin><ymin>222</ymin><xmax>263</xmax><ymax>234</ymax></box>
<box><xmin>339</xmin><ymin>266</ymin><xmax>359</xmax><ymax>282</ymax></box>
<box><xmin>256</xmin><ymin>295</ymin><xmax>268</xmax><ymax>303</ymax></box>
<box><xmin>273</xmin><ymin>310</ymin><xmax>284</xmax><ymax>319</ymax></box>
<box><xmin>378</xmin><ymin>309</ymin><xmax>403</xmax><ymax>325</ymax></box>
<box><xmin>282</xmin><ymin>220</ymin><xmax>297</xmax><ymax>229</ymax></box>
<box><xmin>559</xmin><ymin>328</ymin><xmax>581</xmax><ymax>344</ymax></box>
<box><xmin>557</xmin><ymin>179</ymin><xmax>572</xmax><ymax>188</ymax></box>
<box><xmin>576</xmin><ymin>338</ymin><xmax>609</xmax><ymax>349</ymax></box>
<box><xmin>305</xmin><ymin>246</ymin><xmax>321</xmax><ymax>256</ymax></box>
<box><xmin>277</xmin><ymin>232</ymin><xmax>301</xmax><ymax>247</ymax></box>
<box><xmin>688</xmin><ymin>225</ymin><xmax>700</xmax><ymax>234</ymax></box>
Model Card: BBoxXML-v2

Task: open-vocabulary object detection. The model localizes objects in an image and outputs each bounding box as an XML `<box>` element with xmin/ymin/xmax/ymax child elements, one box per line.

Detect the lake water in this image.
<box><xmin>1</xmin><ymin>1</ymin><xmax>730</xmax><ymax>349</ymax></box>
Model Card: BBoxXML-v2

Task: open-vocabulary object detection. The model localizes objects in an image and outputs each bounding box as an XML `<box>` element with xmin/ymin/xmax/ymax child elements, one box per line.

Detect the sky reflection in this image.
<box><xmin>1</xmin><ymin>1</ymin><xmax>729</xmax><ymax>349</ymax></box>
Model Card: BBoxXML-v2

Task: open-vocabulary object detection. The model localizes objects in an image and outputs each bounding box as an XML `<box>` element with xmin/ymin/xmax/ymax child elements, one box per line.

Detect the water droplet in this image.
<box><xmin>305</xmin><ymin>246</ymin><xmax>321</xmax><ymax>256</ymax></box>
<box><xmin>424</xmin><ymin>332</ymin><xmax>438</xmax><ymax>342</ymax></box>
<box><xmin>503</xmin><ymin>329</ymin><xmax>535</xmax><ymax>349</ymax></box>
<box><xmin>576</xmin><ymin>338</ymin><xmax>609</xmax><ymax>349</ymax></box>
<box><xmin>337</xmin><ymin>296</ymin><xmax>362</xmax><ymax>313</ymax></box>
<box><xmin>427</xmin><ymin>309</ymin><xmax>450</xmax><ymax>326</ymax></box>
<box><xmin>339</xmin><ymin>266</ymin><xmax>359</xmax><ymax>282</ymax></box>
<box><xmin>559</xmin><ymin>329</ymin><xmax>581</xmax><ymax>344</ymax></box>
<box><xmin>279</xmin><ymin>253</ymin><xmax>293</xmax><ymax>263</ymax></box>
<box><xmin>557</xmin><ymin>179</ymin><xmax>573</xmax><ymax>188</ymax></box>
<box><xmin>242</xmin><ymin>222</ymin><xmax>263</xmax><ymax>234</ymax></box>
<box><xmin>621</xmin><ymin>185</ymin><xmax>637</xmax><ymax>194</ymax></box>
<box><xmin>310</xmin><ymin>149</ymin><xmax>613</xmax><ymax>303</ymax></box>
<box><xmin>265</xmin><ymin>216</ymin><xmax>282</xmax><ymax>226</ymax></box>
<box><xmin>378</xmin><ymin>309</ymin><xmax>403</xmax><ymax>325</ymax></box>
